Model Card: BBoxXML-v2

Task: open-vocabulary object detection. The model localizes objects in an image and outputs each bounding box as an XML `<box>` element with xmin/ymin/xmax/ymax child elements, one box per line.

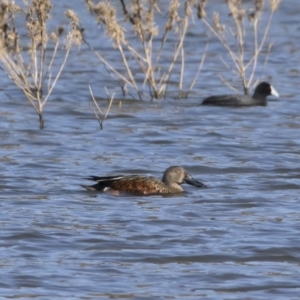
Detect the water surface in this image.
<box><xmin>1</xmin><ymin>1</ymin><xmax>300</xmax><ymax>299</ymax></box>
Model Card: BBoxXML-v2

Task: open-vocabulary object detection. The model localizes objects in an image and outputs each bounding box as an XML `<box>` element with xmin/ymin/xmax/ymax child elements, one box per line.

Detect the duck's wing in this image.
<box><xmin>82</xmin><ymin>175</ymin><xmax>143</xmax><ymax>191</ymax></box>
<box><xmin>85</xmin><ymin>175</ymin><xmax>126</xmax><ymax>182</ymax></box>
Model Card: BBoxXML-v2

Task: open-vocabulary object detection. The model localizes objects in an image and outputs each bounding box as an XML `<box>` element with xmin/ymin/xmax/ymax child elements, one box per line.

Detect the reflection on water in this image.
<box><xmin>1</xmin><ymin>1</ymin><xmax>300</xmax><ymax>299</ymax></box>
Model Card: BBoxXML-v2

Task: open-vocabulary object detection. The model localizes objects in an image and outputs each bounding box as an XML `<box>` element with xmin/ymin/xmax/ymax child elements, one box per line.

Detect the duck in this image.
<box><xmin>82</xmin><ymin>166</ymin><xmax>207</xmax><ymax>195</ymax></box>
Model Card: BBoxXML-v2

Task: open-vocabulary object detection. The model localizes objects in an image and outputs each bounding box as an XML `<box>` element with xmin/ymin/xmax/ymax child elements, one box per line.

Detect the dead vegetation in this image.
<box><xmin>84</xmin><ymin>0</ymin><xmax>206</xmax><ymax>101</ymax></box>
<box><xmin>199</xmin><ymin>0</ymin><xmax>280</xmax><ymax>94</ymax></box>
<box><xmin>89</xmin><ymin>85</ymin><xmax>114</xmax><ymax>130</ymax></box>
<box><xmin>0</xmin><ymin>0</ymin><xmax>81</xmax><ymax>128</ymax></box>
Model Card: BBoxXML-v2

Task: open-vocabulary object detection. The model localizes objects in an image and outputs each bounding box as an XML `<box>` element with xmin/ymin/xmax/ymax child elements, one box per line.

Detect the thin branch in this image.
<box><xmin>179</xmin><ymin>41</ymin><xmax>185</xmax><ymax>91</ymax></box>
<box><xmin>189</xmin><ymin>43</ymin><xmax>208</xmax><ymax>91</ymax></box>
<box><xmin>89</xmin><ymin>85</ymin><xmax>114</xmax><ymax>130</ymax></box>
<box><xmin>42</xmin><ymin>41</ymin><xmax>71</xmax><ymax>107</ymax></box>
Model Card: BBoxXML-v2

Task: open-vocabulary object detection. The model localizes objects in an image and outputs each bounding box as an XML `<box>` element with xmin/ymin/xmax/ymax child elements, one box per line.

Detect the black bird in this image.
<box><xmin>201</xmin><ymin>82</ymin><xmax>279</xmax><ymax>106</ymax></box>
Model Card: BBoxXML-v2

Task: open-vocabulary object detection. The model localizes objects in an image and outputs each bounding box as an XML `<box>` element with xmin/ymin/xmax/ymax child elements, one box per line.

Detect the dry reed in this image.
<box><xmin>84</xmin><ymin>0</ymin><xmax>206</xmax><ymax>100</ymax></box>
<box><xmin>199</xmin><ymin>0</ymin><xmax>281</xmax><ymax>94</ymax></box>
<box><xmin>0</xmin><ymin>0</ymin><xmax>81</xmax><ymax>128</ymax></box>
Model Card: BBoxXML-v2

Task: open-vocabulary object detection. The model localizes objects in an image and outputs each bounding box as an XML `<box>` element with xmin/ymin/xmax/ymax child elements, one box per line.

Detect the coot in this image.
<box><xmin>202</xmin><ymin>82</ymin><xmax>279</xmax><ymax>106</ymax></box>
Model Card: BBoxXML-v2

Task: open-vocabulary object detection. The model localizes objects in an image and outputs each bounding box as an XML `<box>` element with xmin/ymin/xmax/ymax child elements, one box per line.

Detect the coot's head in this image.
<box><xmin>253</xmin><ymin>82</ymin><xmax>279</xmax><ymax>99</ymax></box>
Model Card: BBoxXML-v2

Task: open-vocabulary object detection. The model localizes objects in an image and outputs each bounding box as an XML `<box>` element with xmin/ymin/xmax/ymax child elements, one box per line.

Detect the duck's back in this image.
<box><xmin>110</xmin><ymin>176</ymin><xmax>168</xmax><ymax>195</ymax></box>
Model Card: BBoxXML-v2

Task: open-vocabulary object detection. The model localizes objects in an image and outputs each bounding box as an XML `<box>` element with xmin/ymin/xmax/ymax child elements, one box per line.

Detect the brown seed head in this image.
<box><xmin>58</xmin><ymin>26</ymin><xmax>64</xmax><ymax>36</ymax></box>
<box><xmin>255</xmin><ymin>0</ymin><xmax>264</xmax><ymax>12</ymax></box>
<box><xmin>227</xmin><ymin>0</ymin><xmax>246</xmax><ymax>21</ymax></box>
<box><xmin>248</xmin><ymin>11</ymin><xmax>255</xmax><ymax>22</ymax></box>
<box><xmin>49</xmin><ymin>32</ymin><xmax>57</xmax><ymax>41</ymax></box>
<box><xmin>185</xmin><ymin>1</ymin><xmax>192</xmax><ymax>17</ymax></box>
<box><xmin>270</xmin><ymin>0</ymin><xmax>280</xmax><ymax>12</ymax></box>
<box><xmin>92</xmin><ymin>2</ymin><xmax>107</xmax><ymax>18</ymax></box>
<box><xmin>213</xmin><ymin>12</ymin><xmax>223</xmax><ymax>33</ymax></box>
<box><xmin>196</xmin><ymin>0</ymin><xmax>207</xmax><ymax>19</ymax></box>
<box><xmin>197</xmin><ymin>5</ymin><xmax>205</xmax><ymax>19</ymax></box>
<box><xmin>1</xmin><ymin>2</ymin><xmax>8</xmax><ymax>12</ymax></box>
<box><xmin>65</xmin><ymin>9</ymin><xmax>79</xmax><ymax>26</ymax></box>
<box><xmin>72</xmin><ymin>29</ymin><xmax>82</xmax><ymax>46</ymax></box>
<box><xmin>165</xmin><ymin>0</ymin><xmax>179</xmax><ymax>32</ymax></box>
<box><xmin>85</xmin><ymin>0</ymin><xmax>93</xmax><ymax>13</ymax></box>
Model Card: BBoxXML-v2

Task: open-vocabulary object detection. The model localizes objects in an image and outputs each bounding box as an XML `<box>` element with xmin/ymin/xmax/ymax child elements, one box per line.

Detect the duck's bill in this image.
<box><xmin>271</xmin><ymin>85</ymin><xmax>279</xmax><ymax>97</ymax></box>
<box><xmin>185</xmin><ymin>176</ymin><xmax>207</xmax><ymax>188</ymax></box>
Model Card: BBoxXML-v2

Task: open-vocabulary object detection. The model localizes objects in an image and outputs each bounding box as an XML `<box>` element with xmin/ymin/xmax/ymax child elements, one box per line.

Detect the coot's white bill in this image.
<box><xmin>270</xmin><ymin>85</ymin><xmax>279</xmax><ymax>97</ymax></box>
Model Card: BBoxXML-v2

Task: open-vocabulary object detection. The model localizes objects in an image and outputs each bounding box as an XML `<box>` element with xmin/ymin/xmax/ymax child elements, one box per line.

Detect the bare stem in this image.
<box><xmin>89</xmin><ymin>85</ymin><xmax>114</xmax><ymax>130</ymax></box>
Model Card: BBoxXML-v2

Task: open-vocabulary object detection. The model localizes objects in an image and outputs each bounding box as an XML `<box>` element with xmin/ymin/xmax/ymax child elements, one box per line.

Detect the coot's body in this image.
<box><xmin>202</xmin><ymin>82</ymin><xmax>279</xmax><ymax>107</ymax></box>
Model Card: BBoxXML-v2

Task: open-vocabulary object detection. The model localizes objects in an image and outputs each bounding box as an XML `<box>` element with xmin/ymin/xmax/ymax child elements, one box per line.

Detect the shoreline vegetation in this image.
<box><xmin>0</xmin><ymin>0</ymin><xmax>280</xmax><ymax>129</ymax></box>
